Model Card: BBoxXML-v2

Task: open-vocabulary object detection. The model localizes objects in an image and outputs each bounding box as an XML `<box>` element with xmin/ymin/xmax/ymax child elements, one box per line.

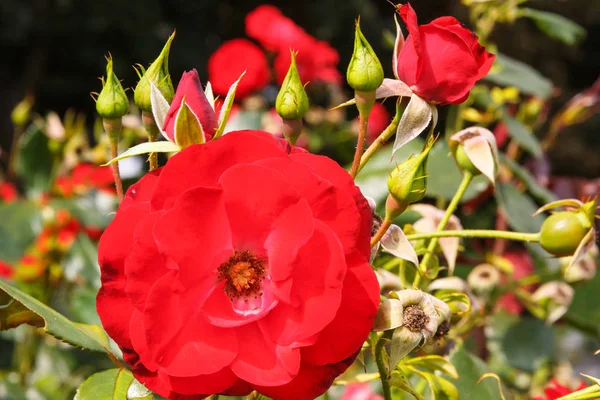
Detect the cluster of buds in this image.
<box><xmin>373</xmin><ymin>290</ymin><xmax>452</xmax><ymax>370</ymax></box>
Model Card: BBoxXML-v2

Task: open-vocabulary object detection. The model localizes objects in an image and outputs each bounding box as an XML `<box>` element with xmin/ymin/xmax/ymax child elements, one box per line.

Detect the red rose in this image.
<box><xmin>0</xmin><ymin>182</ymin><xmax>17</xmax><ymax>202</ymax></box>
<box><xmin>163</xmin><ymin>70</ymin><xmax>218</xmax><ymax>142</ymax></box>
<box><xmin>0</xmin><ymin>260</ymin><xmax>13</xmax><ymax>280</ymax></box>
<box><xmin>245</xmin><ymin>5</ymin><xmax>307</xmax><ymax>52</ymax></box>
<box><xmin>54</xmin><ymin>163</ymin><xmax>115</xmax><ymax>197</ymax></box>
<box><xmin>274</xmin><ymin>39</ymin><xmax>341</xmax><ymax>85</ymax></box>
<box><xmin>395</xmin><ymin>3</ymin><xmax>495</xmax><ymax>104</ymax></box>
<box><xmin>534</xmin><ymin>379</ymin><xmax>588</xmax><ymax>400</ymax></box>
<box><xmin>208</xmin><ymin>39</ymin><xmax>270</xmax><ymax>99</ymax></box>
<box><xmin>97</xmin><ymin>130</ymin><xmax>379</xmax><ymax>399</ymax></box>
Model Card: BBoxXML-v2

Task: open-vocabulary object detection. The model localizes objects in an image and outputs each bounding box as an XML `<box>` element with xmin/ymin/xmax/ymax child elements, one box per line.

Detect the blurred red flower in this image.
<box><xmin>364</xmin><ymin>102</ymin><xmax>391</xmax><ymax>144</ymax></box>
<box><xmin>340</xmin><ymin>383</ymin><xmax>384</xmax><ymax>400</ymax></box>
<box><xmin>0</xmin><ymin>182</ymin><xmax>17</xmax><ymax>203</ymax></box>
<box><xmin>55</xmin><ymin>163</ymin><xmax>114</xmax><ymax>197</ymax></box>
<box><xmin>0</xmin><ymin>260</ymin><xmax>13</xmax><ymax>279</ymax></box>
<box><xmin>208</xmin><ymin>39</ymin><xmax>270</xmax><ymax>99</ymax></box>
<box><xmin>246</xmin><ymin>5</ymin><xmax>341</xmax><ymax>85</ymax></box>
<box><xmin>497</xmin><ymin>250</ymin><xmax>536</xmax><ymax>314</ymax></box>
<box><xmin>534</xmin><ymin>379</ymin><xmax>589</xmax><ymax>400</ymax></box>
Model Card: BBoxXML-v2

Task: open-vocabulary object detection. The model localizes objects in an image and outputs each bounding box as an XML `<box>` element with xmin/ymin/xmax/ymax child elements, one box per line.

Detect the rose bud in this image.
<box><xmin>96</xmin><ymin>130</ymin><xmax>379</xmax><ymax>399</ymax></box>
<box><xmin>134</xmin><ymin>32</ymin><xmax>175</xmax><ymax>112</ymax></box>
<box><xmin>387</xmin><ymin>132</ymin><xmax>436</xmax><ymax>209</ymax></box>
<box><xmin>449</xmin><ymin>126</ymin><xmax>499</xmax><ymax>184</ymax></box>
<box><xmin>531</xmin><ymin>281</ymin><xmax>574</xmax><ymax>324</ymax></box>
<box><xmin>96</xmin><ymin>56</ymin><xmax>129</xmax><ymax>121</ymax></box>
<box><xmin>394</xmin><ymin>3</ymin><xmax>495</xmax><ymax>105</ymax></box>
<box><xmin>467</xmin><ymin>263</ymin><xmax>501</xmax><ymax>295</ymax></box>
<box><xmin>346</xmin><ymin>17</ymin><xmax>384</xmax><ymax>93</ymax></box>
<box><xmin>373</xmin><ymin>290</ymin><xmax>439</xmax><ymax>369</ymax></box>
<box><xmin>11</xmin><ymin>94</ymin><xmax>34</xmax><ymax>127</ymax></box>
<box><xmin>162</xmin><ymin>69</ymin><xmax>218</xmax><ymax>147</ymax></box>
<box><xmin>275</xmin><ymin>51</ymin><xmax>309</xmax><ymax>145</ymax></box>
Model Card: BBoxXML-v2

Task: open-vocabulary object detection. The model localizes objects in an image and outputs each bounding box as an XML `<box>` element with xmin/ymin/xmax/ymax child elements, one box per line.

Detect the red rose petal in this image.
<box><xmin>153</xmin><ymin>186</ymin><xmax>233</xmax><ymax>287</ymax></box>
<box><xmin>301</xmin><ymin>254</ymin><xmax>379</xmax><ymax>365</ymax></box>
<box><xmin>142</xmin><ymin>271</ymin><xmax>238</xmax><ymax>376</ymax></box>
<box><xmin>231</xmin><ymin>323</ymin><xmax>300</xmax><ymax>386</ymax></box>
<box><xmin>125</xmin><ymin>210</ymin><xmax>168</xmax><ymax>311</ymax></box>
<box><xmin>290</xmin><ymin>153</ymin><xmax>372</xmax><ymax>258</ymax></box>
<box><xmin>160</xmin><ymin>367</ymin><xmax>238</xmax><ymax>397</ymax></box>
<box><xmin>150</xmin><ymin>131</ymin><xmax>289</xmax><ymax>210</ymax></box>
<box><xmin>119</xmin><ymin>168</ymin><xmax>161</xmax><ymax>210</ymax></box>
<box><xmin>256</xmin><ymin>355</ymin><xmax>356</xmax><ymax>400</ymax></box>
<box><xmin>218</xmin><ymin>163</ymin><xmax>305</xmax><ymax>256</ymax></box>
<box><xmin>260</xmin><ymin>220</ymin><xmax>345</xmax><ymax>347</ymax></box>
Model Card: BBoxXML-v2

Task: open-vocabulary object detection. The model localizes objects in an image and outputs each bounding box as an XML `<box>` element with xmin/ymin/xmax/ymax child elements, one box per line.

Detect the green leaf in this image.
<box><xmin>356</xmin><ymin>140</ymin><xmax>489</xmax><ymax>205</ymax></box>
<box><xmin>389</xmin><ymin>369</ymin><xmax>424</xmax><ymax>400</ymax></box>
<box><xmin>0</xmin><ymin>279</ymin><xmax>113</xmax><ymax>354</ymax></box>
<box><xmin>74</xmin><ymin>369</ymin><xmax>153</xmax><ymax>400</ymax></box>
<box><xmin>503</xmin><ymin>116</ymin><xmax>542</xmax><ymax>158</ymax></box>
<box><xmin>0</xmin><ymin>201</ymin><xmax>43</xmax><ymax>263</ymax></box>
<box><xmin>0</xmin><ymin>376</ymin><xmax>29</xmax><ymax>400</ymax></box>
<box><xmin>404</xmin><ymin>355</ymin><xmax>459</xmax><ymax>379</ymax></box>
<box><xmin>499</xmin><ymin>155</ymin><xmax>557</xmax><ymax>204</ymax></box>
<box><xmin>521</xmin><ymin>8</ymin><xmax>586</xmax><ymax>46</ymax></box>
<box><xmin>485</xmin><ymin>53</ymin><xmax>553</xmax><ymax>99</ymax></box>
<box><xmin>448</xmin><ymin>345</ymin><xmax>504</xmax><ymax>400</ymax></box>
<box><xmin>16</xmin><ymin>125</ymin><xmax>55</xmax><ymax>196</ymax></box>
<box><xmin>500</xmin><ymin>317</ymin><xmax>554</xmax><ymax>372</ymax></box>
<box><xmin>494</xmin><ymin>182</ymin><xmax>545</xmax><ymax>233</ymax></box>
<box><xmin>406</xmin><ymin>368</ymin><xmax>459</xmax><ymax>400</ymax></box>
<box><xmin>105</xmin><ymin>141</ymin><xmax>180</xmax><ymax>165</ymax></box>
<box><xmin>568</xmin><ymin>272</ymin><xmax>600</xmax><ymax>326</ymax></box>
<box><xmin>214</xmin><ymin>72</ymin><xmax>246</xmax><ymax>139</ymax></box>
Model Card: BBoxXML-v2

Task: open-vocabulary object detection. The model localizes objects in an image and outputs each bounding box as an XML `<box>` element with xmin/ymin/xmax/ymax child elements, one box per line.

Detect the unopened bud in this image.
<box><xmin>449</xmin><ymin>127</ymin><xmax>498</xmax><ymax>183</ymax></box>
<box><xmin>134</xmin><ymin>32</ymin><xmax>175</xmax><ymax>112</ymax></box>
<box><xmin>11</xmin><ymin>94</ymin><xmax>34</xmax><ymax>126</ymax></box>
<box><xmin>387</xmin><ymin>133</ymin><xmax>435</xmax><ymax>208</ymax></box>
<box><xmin>96</xmin><ymin>56</ymin><xmax>129</xmax><ymax>120</ymax></box>
<box><xmin>346</xmin><ymin>18</ymin><xmax>384</xmax><ymax>92</ymax></box>
<box><xmin>276</xmin><ymin>51</ymin><xmax>309</xmax><ymax>121</ymax></box>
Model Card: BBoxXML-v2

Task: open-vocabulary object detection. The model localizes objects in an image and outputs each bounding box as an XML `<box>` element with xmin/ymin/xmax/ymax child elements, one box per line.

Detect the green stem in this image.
<box><xmin>405</xmin><ymin>230</ymin><xmax>540</xmax><ymax>242</ymax></box>
<box><xmin>375</xmin><ymin>334</ymin><xmax>392</xmax><ymax>400</ymax></box>
<box><xmin>103</xmin><ymin>118</ymin><xmax>124</xmax><ymax>201</ymax></box>
<box><xmin>142</xmin><ymin>111</ymin><xmax>160</xmax><ymax>171</ymax></box>
<box><xmin>350</xmin><ymin>111</ymin><xmax>368</xmax><ymax>179</ymax></box>
<box><xmin>416</xmin><ymin>172</ymin><xmax>473</xmax><ymax>286</ymax></box>
<box><xmin>358</xmin><ymin>114</ymin><xmax>402</xmax><ymax>175</ymax></box>
<box><xmin>371</xmin><ymin>218</ymin><xmax>392</xmax><ymax>248</ymax></box>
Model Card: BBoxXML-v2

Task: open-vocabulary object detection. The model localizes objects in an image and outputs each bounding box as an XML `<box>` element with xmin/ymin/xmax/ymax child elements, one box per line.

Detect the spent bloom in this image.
<box><xmin>531</xmin><ymin>281</ymin><xmax>574</xmax><ymax>324</ymax></box>
<box><xmin>449</xmin><ymin>126</ymin><xmax>499</xmax><ymax>184</ymax></box>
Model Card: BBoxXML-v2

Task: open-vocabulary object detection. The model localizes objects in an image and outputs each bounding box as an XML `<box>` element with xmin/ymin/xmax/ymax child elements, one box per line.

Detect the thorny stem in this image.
<box><xmin>104</xmin><ymin>118</ymin><xmax>124</xmax><ymax>201</ymax></box>
<box><xmin>375</xmin><ymin>333</ymin><xmax>393</xmax><ymax>400</ymax></box>
<box><xmin>357</xmin><ymin>108</ymin><xmax>402</xmax><ymax>174</ymax></box>
<box><xmin>350</xmin><ymin>111</ymin><xmax>369</xmax><ymax>179</ymax></box>
<box><xmin>142</xmin><ymin>111</ymin><xmax>160</xmax><ymax>171</ymax></box>
<box><xmin>405</xmin><ymin>230</ymin><xmax>540</xmax><ymax>242</ymax></box>
<box><xmin>371</xmin><ymin>218</ymin><xmax>392</xmax><ymax>248</ymax></box>
<box><xmin>415</xmin><ymin>171</ymin><xmax>473</xmax><ymax>286</ymax></box>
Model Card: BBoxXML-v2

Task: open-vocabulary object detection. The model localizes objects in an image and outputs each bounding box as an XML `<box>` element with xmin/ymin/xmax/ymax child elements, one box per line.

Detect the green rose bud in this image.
<box><xmin>387</xmin><ymin>133</ymin><xmax>436</xmax><ymax>208</ymax></box>
<box><xmin>11</xmin><ymin>94</ymin><xmax>34</xmax><ymax>126</ymax></box>
<box><xmin>134</xmin><ymin>32</ymin><xmax>175</xmax><ymax>112</ymax></box>
<box><xmin>96</xmin><ymin>56</ymin><xmax>129</xmax><ymax>120</ymax></box>
<box><xmin>346</xmin><ymin>17</ymin><xmax>384</xmax><ymax>92</ymax></box>
<box><xmin>276</xmin><ymin>51</ymin><xmax>309</xmax><ymax>121</ymax></box>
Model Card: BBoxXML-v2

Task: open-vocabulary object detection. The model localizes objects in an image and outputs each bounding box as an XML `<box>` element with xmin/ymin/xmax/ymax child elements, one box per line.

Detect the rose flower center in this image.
<box><xmin>218</xmin><ymin>251</ymin><xmax>265</xmax><ymax>300</ymax></box>
<box><xmin>403</xmin><ymin>304</ymin><xmax>429</xmax><ymax>332</ymax></box>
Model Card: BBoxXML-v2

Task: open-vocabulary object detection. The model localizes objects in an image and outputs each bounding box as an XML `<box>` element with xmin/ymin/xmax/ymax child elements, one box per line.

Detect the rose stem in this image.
<box><xmin>371</xmin><ymin>218</ymin><xmax>392</xmax><ymax>248</ymax></box>
<box><xmin>142</xmin><ymin>111</ymin><xmax>160</xmax><ymax>171</ymax></box>
<box><xmin>103</xmin><ymin>118</ymin><xmax>124</xmax><ymax>201</ymax></box>
<box><xmin>405</xmin><ymin>230</ymin><xmax>540</xmax><ymax>242</ymax></box>
<box><xmin>375</xmin><ymin>332</ymin><xmax>393</xmax><ymax>400</ymax></box>
<box><xmin>415</xmin><ymin>171</ymin><xmax>473</xmax><ymax>286</ymax></box>
<box><xmin>350</xmin><ymin>111</ymin><xmax>369</xmax><ymax>179</ymax></box>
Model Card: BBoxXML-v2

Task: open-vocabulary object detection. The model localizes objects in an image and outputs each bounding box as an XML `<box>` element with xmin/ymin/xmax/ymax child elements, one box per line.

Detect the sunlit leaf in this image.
<box><xmin>0</xmin><ymin>280</ymin><xmax>113</xmax><ymax>354</ymax></box>
<box><xmin>74</xmin><ymin>369</ymin><xmax>153</xmax><ymax>400</ymax></box>
<box><xmin>503</xmin><ymin>116</ymin><xmax>542</xmax><ymax>158</ymax></box>
<box><xmin>521</xmin><ymin>8</ymin><xmax>586</xmax><ymax>46</ymax></box>
<box><xmin>104</xmin><ymin>141</ymin><xmax>180</xmax><ymax>165</ymax></box>
<box><xmin>485</xmin><ymin>53</ymin><xmax>553</xmax><ymax>99</ymax></box>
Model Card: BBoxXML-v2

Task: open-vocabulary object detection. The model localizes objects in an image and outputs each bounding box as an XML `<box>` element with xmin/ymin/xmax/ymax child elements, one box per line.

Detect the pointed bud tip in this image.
<box><xmin>275</xmin><ymin>50</ymin><xmax>309</xmax><ymax>121</ymax></box>
<box><xmin>347</xmin><ymin>18</ymin><xmax>384</xmax><ymax>92</ymax></box>
<box><xmin>96</xmin><ymin>56</ymin><xmax>129</xmax><ymax>119</ymax></box>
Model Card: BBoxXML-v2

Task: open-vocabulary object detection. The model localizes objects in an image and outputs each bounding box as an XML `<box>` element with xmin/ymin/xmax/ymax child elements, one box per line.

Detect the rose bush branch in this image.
<box><xmin>406</xmin><ymin>230</ymin><xmax>540</xmax><ymax>242</ymax></box>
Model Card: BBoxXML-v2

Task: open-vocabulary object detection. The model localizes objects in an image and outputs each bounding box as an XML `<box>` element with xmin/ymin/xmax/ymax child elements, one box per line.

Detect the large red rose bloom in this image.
<box><xmin>396</xmin><ymin>4</ymin><xmax>495</xmax><ymax>104</ymax></box>
<box><xmin>208</xmin><ymin>39</ymin><xmax>270</xmax><ymax>99</ymax></box>
<box><xmin>96</xmin><ymin>130</ymin><xmax>379</xmax><ymax>399</ymax></box>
